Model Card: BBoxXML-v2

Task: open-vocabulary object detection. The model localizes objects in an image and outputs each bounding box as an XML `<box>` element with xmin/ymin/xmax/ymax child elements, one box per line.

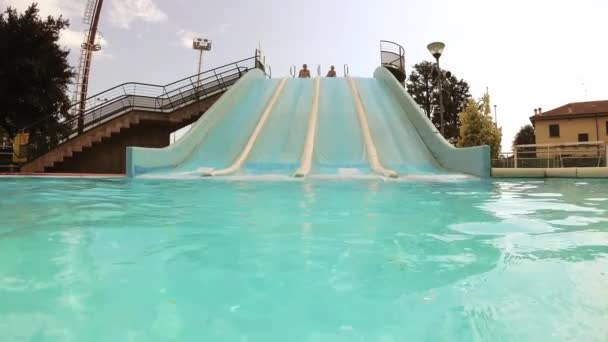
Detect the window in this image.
<box><xmin>549</xmin><ymin>124</ymin><xmax>560</xmax><ymax>137</ymax></box>
<box><xmin>578</xmin><ymin>133</ymin><xmax>589</xmax><ymax>142</ymax></box>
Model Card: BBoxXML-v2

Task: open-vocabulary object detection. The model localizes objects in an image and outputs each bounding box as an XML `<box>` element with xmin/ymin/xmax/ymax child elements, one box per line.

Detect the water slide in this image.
<box><xmin>127</xmin><ymin>68</ymin><xmax>489</xmax><ymax>178</ymax></box>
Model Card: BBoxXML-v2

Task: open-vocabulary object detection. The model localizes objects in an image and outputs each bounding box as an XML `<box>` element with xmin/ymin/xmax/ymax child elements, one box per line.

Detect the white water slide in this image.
<box><xmin>127</xmin><ymin>68</ymin><xmax>490</xmax><ymax>178</ymax></box>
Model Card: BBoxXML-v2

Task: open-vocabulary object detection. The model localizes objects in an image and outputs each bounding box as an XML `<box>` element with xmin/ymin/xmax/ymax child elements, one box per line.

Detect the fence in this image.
<box><xmin>492</xmin><ymin>141</ymin><xmax>607</xmax><ymax>168</ymax></box>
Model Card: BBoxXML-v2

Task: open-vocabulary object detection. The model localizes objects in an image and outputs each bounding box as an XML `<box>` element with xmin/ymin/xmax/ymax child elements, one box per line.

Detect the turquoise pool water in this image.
<box><xmin>1</xmin><ymin>178</ymin><xmax>607</xmax><ymax>341</ymax></box>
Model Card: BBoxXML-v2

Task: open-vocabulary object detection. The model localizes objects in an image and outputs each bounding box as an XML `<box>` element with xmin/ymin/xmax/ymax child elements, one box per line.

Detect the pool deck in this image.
<box><xmin>2</xmin><ymin>169</ymin><xmax>607</xmax><ymax>179</ymax></box>
<box><xmin>492</xmin><ymin>167</ymin><xmax>608</xmax><ymax>178</ymax></box>
<box><xmin>0</xmin><ymin>172</ymin><xmax>125</xmax><ymax>178</ymax></box>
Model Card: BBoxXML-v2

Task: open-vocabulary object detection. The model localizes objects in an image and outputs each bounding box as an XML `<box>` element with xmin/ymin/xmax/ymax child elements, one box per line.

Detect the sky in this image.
<box><xmin>4</xmin><ymin>0</ymin><xmax>608</xmax><ymax>147</ymax></box>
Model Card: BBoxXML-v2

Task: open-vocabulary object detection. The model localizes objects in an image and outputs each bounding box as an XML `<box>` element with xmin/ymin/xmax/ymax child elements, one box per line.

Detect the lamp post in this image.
<box><xmin>427</xmin><ymin>41</ymin><xmax>446</xmax><ymax>136</ymax></box>
<box><xmin>192</xmin><ymin>38</ymin><xmax>212</xmax><ymax>88</ymax></box>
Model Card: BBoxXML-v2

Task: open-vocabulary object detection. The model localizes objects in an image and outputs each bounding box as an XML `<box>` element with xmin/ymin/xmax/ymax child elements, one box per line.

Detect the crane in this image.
<box><xmin>71</xmin><ymin>0</ymin><xmax>104</xmax><ymax>134</ymax></box>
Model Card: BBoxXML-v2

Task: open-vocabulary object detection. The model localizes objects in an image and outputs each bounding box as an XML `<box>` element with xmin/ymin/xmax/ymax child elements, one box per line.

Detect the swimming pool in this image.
<box><xmin>1</xmin><ymin>177</ymin><xmax>607</xmax><ymax>341</ymax></box>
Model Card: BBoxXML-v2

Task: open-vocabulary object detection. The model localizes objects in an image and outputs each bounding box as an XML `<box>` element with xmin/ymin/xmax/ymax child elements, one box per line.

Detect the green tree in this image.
<box><xmin>457</xmin><ymin>92</ymin><xmax>502</xmax><ymax>158</ymax></box>
<box><xmin>513</xmin><ymin>124</ymin><xmax>536</xmax><ymax>147</ymax></box>
<box><xmin>406</xmin><ymin>61</ymin><xmax>471</xmax><ymax>141</ymax></box>
<box><xmin>0</xmin><ymin>3</ymin><xmax>74</xmax><ymax>150</ymax></box>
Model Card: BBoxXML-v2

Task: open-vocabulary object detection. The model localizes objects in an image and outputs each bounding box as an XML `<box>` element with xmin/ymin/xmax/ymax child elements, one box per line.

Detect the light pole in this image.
<box><xmin>192</xmin><ymin>38</ymin><xmax>212</xmax><ymax>88</ymax></box>
<box><xmin>494</xmin><ymin>104</ymin><xmax>498</xmax><ymax>128</ymax></box>
<box><xmin>427</xmin><ymin>41</ymin><xmax>446</xmax><ymax>136</ymax></box>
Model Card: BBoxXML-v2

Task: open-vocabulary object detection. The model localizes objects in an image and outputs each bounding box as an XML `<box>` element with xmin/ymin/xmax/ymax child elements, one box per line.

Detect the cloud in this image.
<box><xmin>175</xmin><ymin>22</ymin><xmax>233</xmax><ymax>48</ymax></box>
<box><xmin>5</xmin><ymin>1</ymin><xmax>110</xmax><ymax>54</ymax></box>
<box><xmin>59</xmin><ymin>28</ymin><xmax>84</xmax><ymax>49</ymax></box>
<box><xmin>59</xmin><ymin>29</ymin><xmax>109</xmax><ymax>49</ymax></box>
<box><xmin>4</xmin><ymin>0</ymin><xmax>82</xmax><ymax>18</ymax></box>
<box><xmin>109</xmin><ymin>0</ymin><xmax>168</xmax><ymax>29</ymax></box>
<box><xmin>177</xmin><ymin>29</ymin><xmax>202</xmax><ymax>49</ymax></box>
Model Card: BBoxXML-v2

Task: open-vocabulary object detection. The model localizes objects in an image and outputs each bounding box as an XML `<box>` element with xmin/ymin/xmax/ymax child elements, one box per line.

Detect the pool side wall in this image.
<box><xmin>126</xmin><ymin>70</ymin><xmax>267</xmax><ymax>177</ymax></box>
<box><xmin>373</xmin><ymin>67</ymin><xmax>491</xmax><ymax>177</ymax></box>
<box><xmin>492</xmin><ymin>167</ymin><xmax>608</xmax><ymax>178</ymax></box>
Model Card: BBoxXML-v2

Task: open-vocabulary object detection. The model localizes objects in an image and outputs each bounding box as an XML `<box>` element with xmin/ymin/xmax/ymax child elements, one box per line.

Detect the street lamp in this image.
<box><xmin>192</xmin><ymin>38</ymin><xmax>212</xmax><ymax>87</ymax></box>
<box><xmin>427</xmin><ymin>41</ymin><xmax>446</xmax><ymax>136</ymax></box>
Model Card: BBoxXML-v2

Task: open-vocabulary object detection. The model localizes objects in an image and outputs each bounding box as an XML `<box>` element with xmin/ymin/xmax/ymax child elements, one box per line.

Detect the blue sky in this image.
<box><xmin>6</xmin><ymin>0</ymin><xmax>608</xmax><ymax>146</ymax></box>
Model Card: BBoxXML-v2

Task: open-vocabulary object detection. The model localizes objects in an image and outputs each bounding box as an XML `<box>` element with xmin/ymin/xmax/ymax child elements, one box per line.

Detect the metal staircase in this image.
<box><xmin>21</xmin><ymin>52</ymin><xmax>268</xmax><ymax>173</ymax></box>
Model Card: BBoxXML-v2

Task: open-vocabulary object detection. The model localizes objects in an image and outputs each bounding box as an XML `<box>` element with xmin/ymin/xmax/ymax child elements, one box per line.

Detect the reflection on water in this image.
<box><xmin>0</xmin><ymin>177</ymin><xmax>607</xmax><ymax>341</ymax></box>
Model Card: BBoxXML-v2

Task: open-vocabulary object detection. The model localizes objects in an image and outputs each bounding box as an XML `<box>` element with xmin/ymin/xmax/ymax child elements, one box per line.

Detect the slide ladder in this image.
<box><xmin>294</xmin><ymin>77</ymin><xmax>321</xmax><ymax>177</ymax></box>
<box><xmin>204</xmin><ymin>78</ymin><xmax>288</xmax><ymax>176</ymax></box>
<box><xmin>347</xmin><ymin>77</ymin><xmax>398</xmax><ymax>178</ymax></box>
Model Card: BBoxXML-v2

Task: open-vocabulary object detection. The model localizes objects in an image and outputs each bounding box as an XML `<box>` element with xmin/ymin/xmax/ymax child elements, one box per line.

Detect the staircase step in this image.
<box><xmin>23</xmin><ymin>93</ymin><xmax>218</xmax><ymax>173</ymax></box>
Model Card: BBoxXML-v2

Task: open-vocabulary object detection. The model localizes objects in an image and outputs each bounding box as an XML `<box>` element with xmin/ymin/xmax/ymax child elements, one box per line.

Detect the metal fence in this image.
<box><xmin>0</xmin><ymin>136</ymin><xmax>16</xmax><ymax>172</ymax></box>
<box><xmin>492</xmin><ymin>141</ymin><xmax>607</xmax><ymax>168</ymax></box>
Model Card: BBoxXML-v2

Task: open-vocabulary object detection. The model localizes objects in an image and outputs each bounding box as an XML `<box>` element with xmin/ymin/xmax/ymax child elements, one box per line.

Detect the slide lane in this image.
<box><xmin>347</xmin><ymin>77</ymin><xmax>398</xmax><ymax>178</ymax></box>
<box><xmin>313</xmin><ymin>78</ymin><xmax>369</xmax><ymax>175</ymax></box>
<box><xmin>294</xmin><ymin>77</ymin><xmax>321</xmax><ymax>177</ymax></box>
<box><xmin>242</xmin><ymin>78</ymin><xmax>315</xmax><ymax>175</ymax></box>
<box><xmin>127</xmin><ymin>71</ymin><xmax>270</xmax><ymax>176</ymax></box>
<box><xmin>208</xmin><ymin>78</ymin><xmax>288</xmax><ymax>176</ymax></box>
<box><xmin>170</xmin><ymin>77</ymin><xmax>281</xmax><ymax>174</ymax></box>
<box><xmin>355</xmin><ymin>78</ymin><xmax>447</xmax><ymax>174</ymax></box>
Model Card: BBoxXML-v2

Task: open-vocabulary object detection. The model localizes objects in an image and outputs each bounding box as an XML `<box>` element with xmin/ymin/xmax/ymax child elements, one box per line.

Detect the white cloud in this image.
<box><xmin>109</xmin><ymin>0</ymin><xmax>168</xmax><ymax>29</ymax></box>
<box><xmin>177</xmin><ymin>29</ymin><xmax>202</xmax><ymax>49</ymax></box>
<box><xmin>3</xmin><ymin>0</ymin><xmax>82</xmax><ymax>18</ymax></box>
<box><xmin>175</xmin><ymin>23</ymin><xmax>232</xmax><ymax>48</ymax></box>
<box><xmin>5</xmin><ymin>1</ymin><xmax>112</xmax><ymax>58</ymax></box>
<box><xmin>59</xmin><ymin>29</ymin><xmax>109</xmax><ymax>50</ymax></box>
<box><xmin>59</xmin><ymin>28</ymin><xmax>84</xmax><ymax>49</ymax></box>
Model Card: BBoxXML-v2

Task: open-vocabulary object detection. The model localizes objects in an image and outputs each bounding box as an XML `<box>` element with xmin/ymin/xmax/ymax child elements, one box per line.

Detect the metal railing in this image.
<box><xmin>0</xmin><ymin>136</ymin><xmax>16</xmax><ymax>172</ymax></box>
<box><xmin>492</xmin><ymin>142</ymin><xmax>607</xmax><ymax>168</ymax></box>
<box><xmin>289</xmin><ymin>64</ymin><xmax>348</xmax><ymax>78</ymax></box>
<box><xmin>380</xmin><ymin>40</ymin><xmax>406</xmax><ymax>82</ymax></box>
<box><xmin>21</xmin><ymin>52</ymin><xmax>268</xmax><ymax>163</ymax></box>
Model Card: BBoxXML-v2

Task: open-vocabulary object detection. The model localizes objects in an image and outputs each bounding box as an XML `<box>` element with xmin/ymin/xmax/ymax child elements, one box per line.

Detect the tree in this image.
<box><xmin>457</xmin><ymin>92</ymin><xmax>502</xmax><ymax>158</ymax></box>
<box><xmin>406</xmin><ymin>61</ymin><xmax>471</xmax><ymax>141</ymax></box>
<box><xmin>513</xmin><ymin>124</ymin><xmax>535</xmax><ymax>147</ymax></box>
<box><xmin>0</xmin><ymin>3</ymin><xmax>74</xmax><ymax>151</ymax></box>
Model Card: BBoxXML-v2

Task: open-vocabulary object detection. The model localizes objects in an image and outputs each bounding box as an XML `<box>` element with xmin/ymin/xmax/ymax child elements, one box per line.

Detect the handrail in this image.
<box><xmin>317</xmin><ymin>65</ymin><xmax>321</xmax><ymax>77</ymax></box>
<box><xmin>22</xmin><ymin>53</ymin><xmax>266</xmax><ymax>164</ymax></box>
<box><xmin>290</xmin><ymin>65</ymin><xmax>296</xmax><ymax>77</ymax></box>
<box><xmin>347</xmin><ymin>77</ymin><xmax>398</xmax><ymax>178</ymax></box>
<box><xmin>344</xmin><ymin>64</ymin><xmax>349</xmax><ymax>76</ymax></box>
<box><xmin>22</xmin><ymin>56</ymin><xmax>260</xmax><ymax>133</ymax></box>
<box><xmin>204</xmin><ymin>78</ymin><xmax>289</xmax><ymax>176</ymax></box>
<box><xmin>380</xmin><ymin>40</ymin><xmax>405</xmax><ymax>54</ymax></box>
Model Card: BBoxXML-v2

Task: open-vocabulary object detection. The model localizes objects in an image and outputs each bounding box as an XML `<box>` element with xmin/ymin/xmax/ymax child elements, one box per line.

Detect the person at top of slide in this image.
<box><xmin>326</xmin><ymin>65</ymin><xmax>337</xmax><ymax>77</ymax></box>
<box><xmin>298</xmin><ymin>64</ymin><xmax>311</xmax><ymax>78</ymax></box>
